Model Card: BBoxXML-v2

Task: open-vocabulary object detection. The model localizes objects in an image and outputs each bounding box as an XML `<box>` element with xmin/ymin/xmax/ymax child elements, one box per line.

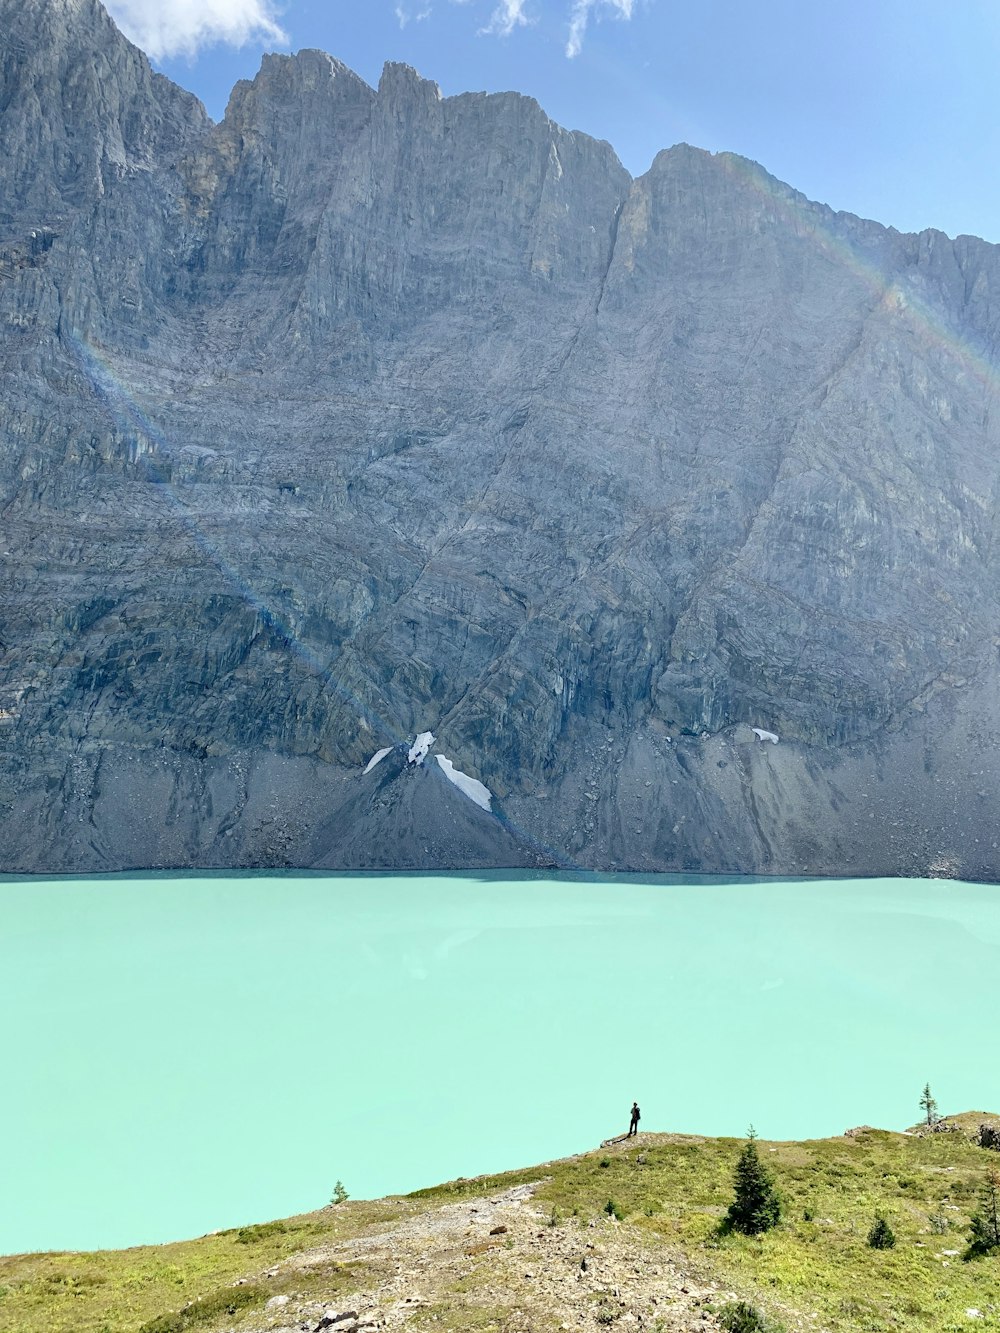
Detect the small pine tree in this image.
<box><xmin>723</xmin><ymin>1127</ymin><xmax>781</xmax><ymax>1236</ymax></box>
<box><xmin>968</xmin><ymin>1169</ymin><xmax>1000</xmax><ymax>1257</ymax></box>
<box><xmin>718</xmin><ymin>1302</ymin><xmax>782</xmax><ymax>1333</ymax></box>
<box><xmin>867</xmin><ymin>1213</ymin><xmax>896</xmax><ymax>1249</ymax></box>
<box><xmin>330</xmin><ymin>1180</ymin><xmax>349</xmax><ymax>1206</ymax></box>
<box><xmin>919</xmin><ymin>1082</ymin><xmax>939</xmax><ymax>1127</ymax></box>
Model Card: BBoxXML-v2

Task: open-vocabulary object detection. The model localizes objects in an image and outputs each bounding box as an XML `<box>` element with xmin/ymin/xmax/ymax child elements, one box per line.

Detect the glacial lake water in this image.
<box><xmin>2</xmin><ymin>871</ymin><xmax>999</xmax><ymax>1256</ymax></box>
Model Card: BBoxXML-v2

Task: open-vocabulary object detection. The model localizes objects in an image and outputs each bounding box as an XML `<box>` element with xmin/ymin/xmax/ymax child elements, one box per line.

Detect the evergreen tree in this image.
<box><xmin>867</xmin><ymin>1213</ymin><xmax>896</xmax><ymax>1249</ymax></box>
<box><xmin>919</xmin><ymin>1082</ymin><xmax>939</xmax><ymax>1127</ymax></box>
<box><xmin>723</xmin><ymin>1127</ymin><xmax>781</xmax><ymax>1236</ymax></box>
<box><xmin>968</xmin><ymin>1169</ymin><xmax>1000</xmax><ymax>1257</ymax></box>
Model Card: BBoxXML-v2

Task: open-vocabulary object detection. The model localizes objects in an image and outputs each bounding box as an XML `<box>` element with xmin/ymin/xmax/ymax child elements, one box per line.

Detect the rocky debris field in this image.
<box><xmin>249</xmin><ymin>1174</ymin><xmax>735</xmax><ymax>1333</ymax></box>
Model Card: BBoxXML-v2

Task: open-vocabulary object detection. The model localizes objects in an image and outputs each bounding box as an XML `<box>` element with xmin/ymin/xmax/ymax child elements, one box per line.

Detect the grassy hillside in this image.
<box><xmin>3</xmin><ymin>1116</ymin><xmax>1000</xmax><ymax>1333</ymax></box>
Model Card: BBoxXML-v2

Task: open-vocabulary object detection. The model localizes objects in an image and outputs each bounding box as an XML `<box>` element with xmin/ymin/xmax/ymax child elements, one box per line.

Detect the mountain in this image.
<box><xmin>4</xmin><ymin>0</ymin><xmax>1000</xmax><ymax>876</ymax></box>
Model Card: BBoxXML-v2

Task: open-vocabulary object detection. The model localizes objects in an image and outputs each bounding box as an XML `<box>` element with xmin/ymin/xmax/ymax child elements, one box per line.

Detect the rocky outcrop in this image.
<box><xmin>4</xmin><ymin>0</ymin><xmax>1000</xmax><ymax>876</ymax></box>
<box><xmin>0</xmin><ymin>0</ymin><xmax>206</xmax><ymax>222</ymax></box>
<box><xmin>250</xmin><ymin>1177</ymin><xmax>736</xmax><ymax>1333</ymax></box>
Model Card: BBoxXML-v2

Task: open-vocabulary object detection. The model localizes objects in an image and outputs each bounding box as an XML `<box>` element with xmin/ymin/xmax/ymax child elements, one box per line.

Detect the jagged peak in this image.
<box><xmin>371</xmin><ymin>62</ymin><xmax>627</xmax><ymax>180</ymax></box>
<box><xmin>639</xmin><ymin>143</ymin><xmax>989</xmax><ymax>251</ymax></box>
<box><xmin>378</xmin><ymin>61</ymin><xmax>443</xmax><ymax>101</ymax></box>
<box><xmin>0</xmin><ymin>0</ymin><xmax>208</xmax><ymax>225</ymax></box>
<box><xmin>256</xmin><ymin>47</ymin><xmax>374</xmax><ymax>90</ymax></box>
<box><xmin>220</xmin><ymin>48</ymin><xmax>375</xmax><ymax>130</ymax></box>
<box><xmin>3</xmin><ymin>0</ymin><xmax>151</xmax><ymax>60</ymax></box>
<box><xmin>644</xmin><ymin>141</ymin><xmax>772</xmax><ymax>183</ymax></box>
<box><xmin>640</xmin><ymin>141</ymin><xmax>849</xmax><ymax>233</ymax></box>
<box><xmin>649</xmin><ymin>141</ymin><xmax>710</xmax><ymax>165</ymax></box>
<box><xmin>1</xmin><ymin>0</ymin><xmax>102</xmax><ymax>19</ymax></box>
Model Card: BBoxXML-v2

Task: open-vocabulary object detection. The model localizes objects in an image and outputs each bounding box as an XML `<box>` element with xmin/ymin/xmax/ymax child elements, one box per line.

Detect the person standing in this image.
<box><xmin>628</xmin><ymin>1102</ymin><xmax>641</xmax><ymax>1136</ymax></box>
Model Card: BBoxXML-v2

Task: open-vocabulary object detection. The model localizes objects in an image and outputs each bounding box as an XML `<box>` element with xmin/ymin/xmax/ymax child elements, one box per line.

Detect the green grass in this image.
<box><xmin>0</xmin><ymin>1201</ymin><xmax>407</xmax><ymax>1333</ymax></box>
<box><xmin>420</xmin><ymin>1125</ymin><xmax>1000</xmax><ymax>1332</ymax></box>
<box><xmin>4</xmin><ymin>1122</ymin><xmax>1000</xmax><ymax>1333</ymax></box>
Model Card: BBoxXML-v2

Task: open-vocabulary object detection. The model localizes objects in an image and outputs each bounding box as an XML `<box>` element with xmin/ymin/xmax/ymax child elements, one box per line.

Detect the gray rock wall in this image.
<box><xmin>3</xmin><ymin>0</ymin><xmax>1000</xmax><ymax>877</ymax></box>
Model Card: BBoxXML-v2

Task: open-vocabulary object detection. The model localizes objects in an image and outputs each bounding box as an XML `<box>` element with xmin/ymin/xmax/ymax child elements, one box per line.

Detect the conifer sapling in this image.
<box><xmin>919</xmin><ymin>1082</ymin><xmax>939</xmax><ymax>1127</ymax></box>
<box><xmin>723</xmin><ymin>1127</ymin><xmax>781</xmax><ymax>1236</ymax></box>
<box><xmin>867</xmin><ymin>1213</ymin><xmax>896</xmax><ymax>1249</ymax></box>
<box><xmin>968</xmin><ymin>1168</ymin><xmax>1000</xmax><ymax>1257</ymax></box>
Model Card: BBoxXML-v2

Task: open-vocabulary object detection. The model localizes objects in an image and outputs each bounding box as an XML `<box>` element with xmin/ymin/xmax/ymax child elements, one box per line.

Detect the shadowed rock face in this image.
<box><xmin>4</xmin><ymin>0</ymin><xmax>1000</xmax><ymax>877</ymax></box>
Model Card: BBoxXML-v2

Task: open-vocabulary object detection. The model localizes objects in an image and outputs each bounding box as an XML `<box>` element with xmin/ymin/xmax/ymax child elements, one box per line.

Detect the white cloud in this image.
<box><xmin>566</xmin><ymin>0</ymin><xmax>633</xmax><ymax>57</ymax></box>
<box><xmin>105</xmin><ymin>0</ymin><xmax>287</xmax><ymax>60</ymax></box>
<box><xmin>480</xmin><ymin>0</ymin><xmax>531</xmax><ymax>36</ymax></box>
<box><xmin>395</xmin><ymin>2</ymin><xmax>433</xmax><ymax>27</ymax></box>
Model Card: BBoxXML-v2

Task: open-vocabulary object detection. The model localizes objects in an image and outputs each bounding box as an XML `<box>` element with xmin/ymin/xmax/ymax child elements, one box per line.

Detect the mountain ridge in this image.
<box><xmin>4</xmin><ymin>0</ymin><xmax>1000</xmax><ymax>876</ymax></box>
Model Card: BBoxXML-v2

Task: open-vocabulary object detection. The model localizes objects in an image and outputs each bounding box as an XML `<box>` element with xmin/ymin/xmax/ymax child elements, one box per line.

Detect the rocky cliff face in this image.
<box><xmin>4</xmin><ymin>0</ymin><xmax>1000</xmax><ymax>877</ymax></box>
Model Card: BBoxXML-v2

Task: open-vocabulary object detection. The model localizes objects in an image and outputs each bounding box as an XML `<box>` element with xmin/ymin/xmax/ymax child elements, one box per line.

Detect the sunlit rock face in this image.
<box><xmin>4</xmin><ymin>0</ymin><xmax>1000</xmax><ymax>877</ymax></box>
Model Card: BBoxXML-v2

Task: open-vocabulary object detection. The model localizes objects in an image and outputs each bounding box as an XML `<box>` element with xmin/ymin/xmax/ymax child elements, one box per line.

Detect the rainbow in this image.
<box><xmin>62</xmin><ymin>330</ymin><xmax>577</xmax><ymax>866</ymax></box>
<box><xmin>716</xmin><ymin>150</ymin><xmax>1000</xmax><ymax>401</ymax></box>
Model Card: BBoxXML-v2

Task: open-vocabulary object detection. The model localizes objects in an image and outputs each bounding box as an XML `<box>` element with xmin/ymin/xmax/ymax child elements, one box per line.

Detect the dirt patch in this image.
<box><xmin>246</xmin><ymin>1181</ymin><xmax>734</xmax><ymax>1331</ymax></box>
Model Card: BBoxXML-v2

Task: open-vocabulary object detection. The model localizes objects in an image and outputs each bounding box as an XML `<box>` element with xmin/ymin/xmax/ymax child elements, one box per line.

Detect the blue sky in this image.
<box><xmin>106</xmin><ymin>0</ymin><xmax>1000</xmax><ymax>243</ymax></box>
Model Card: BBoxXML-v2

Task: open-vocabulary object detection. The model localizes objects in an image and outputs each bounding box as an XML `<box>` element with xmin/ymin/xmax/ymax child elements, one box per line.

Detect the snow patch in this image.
<box><xmin>752</xmin><ymin>727</ymin><xmax>779</xmax><ymax>744</ymax></box>
<box><xmin>435</xmin><ymin>754</ymin><xmax>492</xmax><ymax>812</ymax></box>
<box><xmin>363</xmin><ymin>747</ymin><xmax>393</xmax><ymax>775</ymax></box>
<box><xmin>408</xmin><ymin>731</ymin><xmax>435</xmax><ymax>764</ymax></box>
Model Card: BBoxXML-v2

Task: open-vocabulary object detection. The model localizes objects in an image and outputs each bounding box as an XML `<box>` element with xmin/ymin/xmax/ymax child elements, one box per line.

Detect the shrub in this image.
<box><xmin>603</xmin><ymin>1199</ymin><xmax>624</xmax><ymax>1221</ymax></box>
<box><xmin>718</xmin><ymin>1299</ymin><xmax>784</xmax><ymax>1332</ymax></box>
<box><xmin>594</xmin><ymin>1297</ymin><xmax>620</xmax><ymax>1325</ymax></box>
<box><xmin>867</xmin><ymin>1214</ymin><xmax>896</xmax><ymax>1249</ymax></box>
<box><xmin>838</xmin><ymin>1297</ymin><xmax>876</xmax><ymax>1319</ymax></box>
<box><xmin>722</xmin><ymin>1130</ymin><xmax>781</xmax><ymax>1236</ymax></box>
<box><xmin>138</xmin><ymin>1283</ymin><xmax>267</xmax><ymax>1333</ymax></box>
<box><xmin>236</xmin><ymin>1220</ymin><xmax>286</xmax><ymax>1244</ymax></box>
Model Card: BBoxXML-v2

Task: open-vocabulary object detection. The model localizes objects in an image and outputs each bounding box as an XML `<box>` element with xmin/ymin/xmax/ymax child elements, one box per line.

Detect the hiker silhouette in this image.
<box><xmin>628</xmin><ymin>1102</ymin><xmax>640</xmax><ymax>1136</ymax></box>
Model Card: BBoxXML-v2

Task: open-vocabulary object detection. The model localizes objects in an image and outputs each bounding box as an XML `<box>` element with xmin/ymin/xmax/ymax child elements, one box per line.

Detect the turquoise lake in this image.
<box><xmin>3</xmin><ymin>872</ymin><xmax>999</xmax><ymax>1256</ymax></box>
